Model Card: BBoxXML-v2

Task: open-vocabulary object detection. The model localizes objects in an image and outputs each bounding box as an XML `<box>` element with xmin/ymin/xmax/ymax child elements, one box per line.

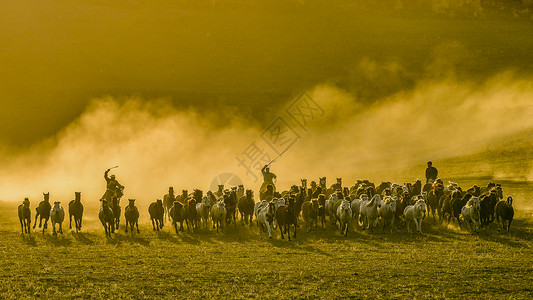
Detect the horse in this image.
<box><xmin>185</xmin><ymin>198</ymin><xmax>197</xmax><ymax>232</ymax></box>
<box><xmin>215</xmin><ymin>185</ymin><xmax>224</xmax><ymax>198</ymax></box>
<box><xmin>124</xmin><ymin>199</ymin><xmax>140</xmax><ymax>235</ymax></box>
<box><xmin>325</xmin><ymin>192</ymin><xmax>343</xmax><ymax>226</ymax></box>
<box><xmin>99</xmin><ymin>200</ymin><xmax>115</xmax><ymax>236</ymax></box>
<box><xmin>238</xmin><ymin>190</ymin><xmax>255</xmax><ymax>226</ymax></box>
<box><xmin>411</xmin><ymin>180</ymin><xmax>422</xmax><ymax>197</ymax></box>
<box><xmin>68</xmin><ymin>192</ymin><xmax>84</xmax><ymax>233</ymax></box>
<box><xmin>33</xmin><ymin>193</ymin><xmax>51</xmax><ymax>233</ymax></box>
<box><xmin>452</xmin><ymin>193</ymin><xmax>472</xmax><ymax>229</ymax></box>
<box><xmin>169</xmin><ymin>200</ymin><xmax>186</xmax><ymax>234</ymax></box>
<box><xmin>378</xmin><ymin>196</ymin><xmax>396</xmax><ymax>233</ymax></box>
<box><xmin>196</xmin><ymin>195</ymin><xmax>212</xmax><ymax>230</ymax></box>
<box><xmin>336</xmin><ymin>198</ymin><xmax>352</xmax><ymax>236</ymax></box>
<box><xmin>177</xmin><ymin>190</ymin><xmax>189</xmax><ymax>204</ymax></box>
<box><xmin>111</xmin><ymin>197</ymin><xmax>121</xmax><ymax>230</ymax></box>
<box><xmin>236</xmin><ymin>185</ymin><xmax>245</xmax><ymax>200</ymax></box>
<box><xmin>224</xmin><ymin>189</ymin><xmax>237</xmax><ymax>227</ymax></box>
<box><xmin>440</xmin><ymin>190</ymin><xmax>460</xmax><ymax>226</ymax></box>
<box><xmin>461</xmin><ymin>196</ymin><xmax>481</xmax><ymax>234</ymax></box>
<box><xmin>317</xmin><ymin>194</ymin><xmax>326</xmax><ymax>229</ymax></box>
<box><xmin>350</xmin><ymin>194</ymin><xmax>365</xmax><ymax>230</ymax></box>
<box><xmin>275</xmin><ymin>198</ymin><xmax>297</xmax><ymax>240</ymax></box>
<box><xmin>480</xmin><ymin>189</ymin><xmax>499</xmax><ymax>226</ymax></box>
<box><xmin>50</xmin><ymin>201</ymin><xmax>65</xmax><ymax>235</ymax></box>
<box><xmin>18</xmin><ymin>198</ymin><xmax>31</xmax><ymax>234</ymax></box>
<box><xmin>427</xmin><ymin>183</ymin><xmax>444</xmax><ymax>221</ymax></box>
<box><xmin>495</xmin><ymin>196</ymin><xmax>514</xmax><ymax>233</ymax></box>
<box><xmin>149</xmin><ymin>199</ymin><xmax>164</xmax><ymax>231</ymax></box>
<box><xmin>404</xmin><ymin>199</ymin><xmax>426</xmax><ymax>234</ymax></box>
<box><xmin>163</xmin><ymin>187</ymin><xmax>176</xmax><ymax>221</ymax></box>
<box><xmin>256</xmin><ymin>201</ymin><xmax>276</xmax><ymax>239</ymax></box>
<box><xmin>211</xmin><ymin>199</ymin><xmax>227</xmax><ymax>232</ymax></box>
<box><xmin>360</xmin><ymin>194</ymin><xmax>382</xmax><ymax>231</ymax></box>
<box><xmin>301</xmin><ymin>198</ymin><xmax>319</xmax><ymax>232</ymax></box>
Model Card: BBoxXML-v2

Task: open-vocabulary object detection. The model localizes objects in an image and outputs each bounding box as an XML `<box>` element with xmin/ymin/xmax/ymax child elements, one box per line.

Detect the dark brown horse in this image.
<box><xmin>18</xmin><ymin>198</ymin><xmax>31</xmax><ymax>234</ymax></box>
<box><xmin>275</xmin><ymin>198</ymin><xmax>297</xmax><ymax>240</ymax></box>
<box><xmin>238</xmin><ymin>190</ymin><xmax>254</xmax><ymax>226</ymax></box>
<box><xmin>427</xmin><ymin>183</ymin><xmax>444</xmax><ymax>220</ymax></box>
<box><xmin>68</xmin><ymin>192</ymin><xmax>84</xmax><ymax>233</ymax></box>
<box><xmin>148</xmin><ymin>199</ymin><xmax>164</xmax><ymax>231</ymax></box>
<box><xmin>33</xmin><ymin>193</ymin><xmax>51</xmax><ymax>234</ymax></box>
<box><xmin>99</xmin><ymin>200</ymin><xmax>115</xmax><ymax>236</ymax></box>
<box><xmin>111</xmin><ymin>197</ymin><xmax>121</xmax><ymax>230</ymax></box>
<box><xmin>480</xmin><ymin>189</ymin><xmax>499</xmax><ymax>226</ymax></box>
<box><xmin>169</xmin><ymin>200</ymin><xmax>186</xmax><ymax>234</ymax></box>
<box><xmin>495</xmin><ymin>196</ymin><xmax>514</xmax><ymax>233</ymax></box>
<box><xmin>124</xmin><ymin>199</ymin><xmax>140</xmax><ymax>235</ymax></box>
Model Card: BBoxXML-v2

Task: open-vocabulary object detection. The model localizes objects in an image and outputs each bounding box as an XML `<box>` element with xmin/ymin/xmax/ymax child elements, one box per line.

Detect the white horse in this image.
<box><xmin>196</xmin><ymin>196</ymin><xmax>212</xmax><ymax>230</ymax></box>
<box><xmin>360</xmin><ymin>194</ymin><xmax>381</xmax><ymax>231</ymax></box>
<box><xmin>378</xmin><ymin>196</ymin><xmax>397</xmax><ymax>233</ymax></box>
<box><xmin>210</xmin><ymin>199</ymin><xmax>226</xmax><ymax>232</ymax></box>
<box><xmin>404</xmin><ymin>199</ymin><xmax>426</xmax><ymax>234</ymax></box>
<box><xmin>256</xmin><ymin>201</ymin><xmax>276</xmax><ymax>239</ymax></box>
<box><xmin>50</xmin><ymin>201</ymin><xmax>65</xmax><ymax>235</ymax></box>
<box><xmin>461</xmin><ymin>196</ymin><xmax>481</xmax><ymax>233</ymax></box>
<box><xmin>351</xmin><ymin>194</ymin><xmax>367</xmax><ymax>229</ymax></box>
<box><xmin>336</xmin><ymin>199</ymin><xmax>352</xmax><ymax>236</ymax></box>
<box><xmin>325</xmin><ymin>193</ymin><xmax>342</xmax><ymax>226</ymax></box>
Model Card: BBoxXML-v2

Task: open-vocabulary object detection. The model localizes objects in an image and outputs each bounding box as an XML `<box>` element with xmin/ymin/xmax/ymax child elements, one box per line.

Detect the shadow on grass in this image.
<box><xmin>70</xmin><ymin>231</ymin><xmax>97</xmax><ymax>245</ymax></box>
<box><xmin>42</xmin><ymin>232</ymin><xmax>73</xmax><ymax>246</ymax></box>
<box><xmin>21</xmin><ymin>233</ymin><xmax>37</xmax><ymax>246</ymax></box>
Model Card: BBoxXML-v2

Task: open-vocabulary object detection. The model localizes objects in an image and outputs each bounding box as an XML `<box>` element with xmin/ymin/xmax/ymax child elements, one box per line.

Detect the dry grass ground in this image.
<box><xmin>1</xmin><ymin>201</ymin><xmax>531</xmax><ymax>299</ymax></box>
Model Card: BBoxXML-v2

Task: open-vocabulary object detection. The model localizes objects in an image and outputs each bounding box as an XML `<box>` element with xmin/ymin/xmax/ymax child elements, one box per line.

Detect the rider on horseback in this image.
<box><xmin>260</xmin><ymin>165</ymin><xmax>277</xmax><ymax>194</ymax></box>
<box><xmin>102</xmin><ymin>168</ymin><xmax>124</xmax><ymax>202</ymax></box>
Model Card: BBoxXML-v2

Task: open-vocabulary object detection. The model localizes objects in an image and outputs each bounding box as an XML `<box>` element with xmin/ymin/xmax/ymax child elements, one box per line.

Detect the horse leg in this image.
<box><xmin>344</xmin><ymin>223</ymin><xmax>348</xmax><ymax>237</ymax></box>
<box><xmin>52</xmin><ymin>222</ymin><xmax>57</xmax><ymax>235</ymax></box>
<box><xmin>33</xmin><ymin>212</ymin><xmax>39</xmax><ymax>229</ymax></box>
<box><xmin>69</xmin><ymin>214</ymin><xmax>73</xmax><ymax>229</ymax></box>
<box><xmin>151</xmin><ymin>219</ymin><xmax>156</xmax><ymax>231</ymax></box>
<box><xmin>59</xmin><ymin>222</ymin><xmax>63</xmax><ymax>234</ymax></box>
<box><xmin>265</xmin><ymin>221</ymin><xmax>272</xmax><ymax>239</ymax></box>
<box><xmin>279</xmin><ymin>223</ymin><xmax>284</xmax><ymax>239</ymax></box>
<box><xmin>287</xmin><ymin>225</ymin><xmax>291</xmax><ymax>241</ymax></box>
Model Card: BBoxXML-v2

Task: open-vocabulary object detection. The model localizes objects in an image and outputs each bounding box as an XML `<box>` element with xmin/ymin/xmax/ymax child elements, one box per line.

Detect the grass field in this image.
<box><xmin>1</xmin><ymin>200</ymin><xmax>531</xmax><ymax>299</ymax></box>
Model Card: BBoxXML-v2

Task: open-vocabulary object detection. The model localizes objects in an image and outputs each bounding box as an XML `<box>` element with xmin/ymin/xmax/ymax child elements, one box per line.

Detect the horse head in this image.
<box><xmin>43</xmin><ymin>193</ymin><xmax>50</xmax><ymax>202</ymax></box>
<box><xmin>75</xmin><ymin>192</ymin><xmax>81</xmax><ymax>202</ymax></box>
<box><xmin>319</xmin><ymin>177</ymin><xmax>326</xmax><ymax>187</ymax></box>
<box><xmin>301</xmin><ymin>179</ymin><xmax>307</xmax><ymax>188</ymax></box>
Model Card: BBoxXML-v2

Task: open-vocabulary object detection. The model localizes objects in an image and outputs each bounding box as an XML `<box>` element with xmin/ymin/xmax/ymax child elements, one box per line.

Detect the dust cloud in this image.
<box><xmin>0</xmin><ymin>70</ymin><xmax>532</xmax><ymax>209</ymax></box>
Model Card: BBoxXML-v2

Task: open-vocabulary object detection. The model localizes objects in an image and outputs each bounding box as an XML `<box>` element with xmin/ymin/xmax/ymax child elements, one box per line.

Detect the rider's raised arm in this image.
<box><xmin>261</xmin><ymin>164</ymin><xmax>268</xmax><ymax>174</ymax></box>
<box><xmin>104</xmin><ymin>169</ymin><xmax>110</xmax><ymax>181</ymax></box>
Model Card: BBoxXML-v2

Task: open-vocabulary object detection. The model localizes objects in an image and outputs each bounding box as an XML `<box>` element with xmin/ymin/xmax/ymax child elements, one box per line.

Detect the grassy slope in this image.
<box><xmin>1</xmin><ymin>202</ymin><xmax>531</xmax><ymax>299</ymax></box>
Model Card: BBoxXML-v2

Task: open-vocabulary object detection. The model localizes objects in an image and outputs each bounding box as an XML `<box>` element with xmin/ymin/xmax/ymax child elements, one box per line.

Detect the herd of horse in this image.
<box><xmin>16</xmin><ymin>177</ymin><xmax>516</xmax><ymax>239</ymax></box>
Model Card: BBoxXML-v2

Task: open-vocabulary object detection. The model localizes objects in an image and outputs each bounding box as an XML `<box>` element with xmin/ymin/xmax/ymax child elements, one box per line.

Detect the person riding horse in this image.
<box><xmin>260</xmin><ymin>165</ymin><xmax>277</xmax><ymax>194</ymax></box>
<box><xmin>425</xmin><ymin>161</ymin><xmax>438</xmax><ymax>184</ymax></box>
<box><xmin>102</xmin><ymin>168</ymin><xmax>124</xmax><ymax>202</ymax></box>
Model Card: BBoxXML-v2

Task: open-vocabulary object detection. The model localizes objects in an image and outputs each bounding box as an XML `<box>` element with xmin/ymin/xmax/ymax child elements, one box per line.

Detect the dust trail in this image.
<box><xmin>0</xmin><ymin>72</ymin><xmax>532</xmax><ymax>211</ymax></box>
